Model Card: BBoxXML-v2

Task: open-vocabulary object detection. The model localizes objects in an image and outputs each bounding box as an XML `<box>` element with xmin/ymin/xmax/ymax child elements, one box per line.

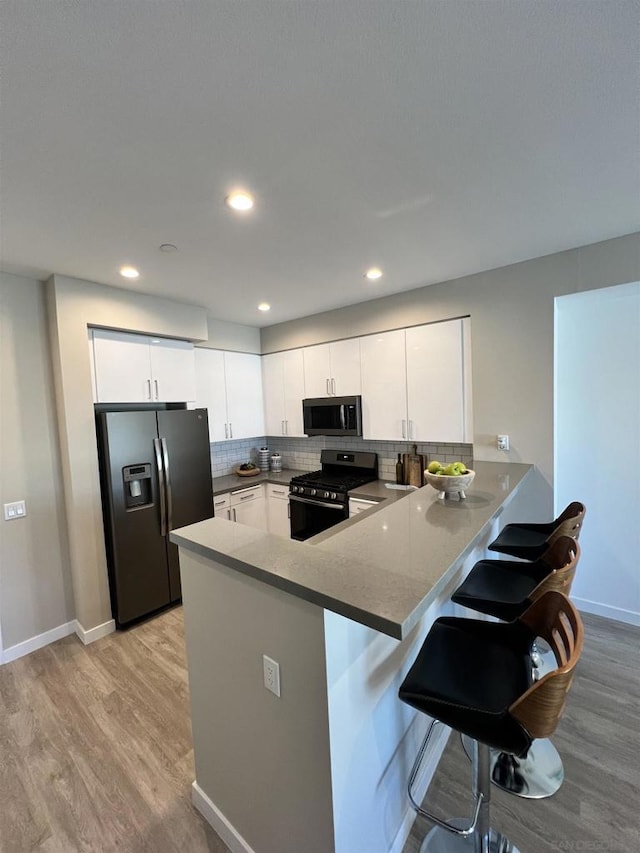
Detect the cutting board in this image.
<box><xmin>403</xmin><ymin>445</ymin><xmax>425</xmax><ymax>488</ymax></box>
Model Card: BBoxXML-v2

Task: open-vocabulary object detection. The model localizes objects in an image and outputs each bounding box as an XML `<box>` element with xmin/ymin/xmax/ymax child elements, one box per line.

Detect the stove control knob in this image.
<box><xmin>331</xmin><ymin>492</ymin><xmax>337</xmax><ymax>500</ymax></box>
<box><xmin>323</xmin><ymin>491</ymin><xmax>330</xmax><ymax>499</ymax></box>
<box><xmin>310</xmin><ymin>489</ymin><xmax>317</xmax><ymax>496</ymax></box>
<box><xmin>291</xmin><ymin>486</ymin><xmax>297</xmax><ymax>493</ymax></box>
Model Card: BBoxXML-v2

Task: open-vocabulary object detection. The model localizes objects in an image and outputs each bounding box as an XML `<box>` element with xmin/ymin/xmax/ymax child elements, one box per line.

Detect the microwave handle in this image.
<box><xmin>340</xmin><ymin>404</ymin><xmax>346</xmax><ymax>431</ymax></box>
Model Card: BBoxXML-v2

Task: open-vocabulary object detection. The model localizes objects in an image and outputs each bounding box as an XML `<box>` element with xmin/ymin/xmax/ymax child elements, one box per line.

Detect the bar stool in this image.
<box><xmin>451</xmin><ymin>536</ymin><xmax>580</xmax><ymax>799</ymax></box>
<box><xmin>488</xmin><ymin>501</ymin><xmax>585</xmax><ymax>561</ymax></box>
<box><xmin>399</xmin><ymin>590</ymin><xmax>583</xmax><ymax>853</ymax></box>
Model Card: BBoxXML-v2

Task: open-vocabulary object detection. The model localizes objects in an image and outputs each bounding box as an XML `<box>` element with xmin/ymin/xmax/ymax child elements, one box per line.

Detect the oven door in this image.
<box><xmin>289</xmin><ymin>494</ymin><xmax>348</xmax><ymax>541</ymax></box>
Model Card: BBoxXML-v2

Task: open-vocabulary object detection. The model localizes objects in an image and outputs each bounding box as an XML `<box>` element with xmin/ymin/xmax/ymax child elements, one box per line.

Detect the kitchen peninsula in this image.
<box><xmin>171</xmin><ymin>461</ymin><xmax>533</xmax><ymax>853</ymax></box>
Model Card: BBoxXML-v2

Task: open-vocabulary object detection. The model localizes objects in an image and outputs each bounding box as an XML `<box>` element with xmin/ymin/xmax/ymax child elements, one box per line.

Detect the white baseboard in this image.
<box><xmin>573</xmin><ymin>597</ymin><xmax>640</xmax><ymax>627</ymax></box>
<box><xmin>0</xmin><ymin>620</ymin><xmax>76</xmax><ymax>665</ymax></box>
<box><xmin>74</xmin><ymin>618</ymin><xmax>116</xmax><ymax>645</ymax></box>
<box><xmin>389</xmin><ymin>722</ymin><xmax>451</xmax><ymax>853</ymax></box>
<box><xmin>191</xmin><ymin>782</ymin><xmax>258</xmax><ymax>853</ymax></box>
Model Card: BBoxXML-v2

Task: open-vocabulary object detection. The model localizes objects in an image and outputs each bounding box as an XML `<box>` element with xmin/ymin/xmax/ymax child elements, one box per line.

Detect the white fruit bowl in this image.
<box><xmin>424</xmin><ymin>469</ymin><xmax>475</xmax><ymax>500</ymax></box>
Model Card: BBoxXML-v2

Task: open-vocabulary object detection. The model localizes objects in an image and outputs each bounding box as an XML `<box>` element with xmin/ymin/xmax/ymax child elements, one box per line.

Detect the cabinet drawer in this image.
<box><xmin>231</xmin><ymin>484</ymin><xmax>265</xmax><ymax>505</ymax></box>
<box><xmin>213</xmin><ymin>493</ymin><xmax>231</xmax><ymax>511</ymax></box>
<box><xmin>267</xmin><ymin>483</ymin><xmax>289</xmax><ymax>500</ymax></box>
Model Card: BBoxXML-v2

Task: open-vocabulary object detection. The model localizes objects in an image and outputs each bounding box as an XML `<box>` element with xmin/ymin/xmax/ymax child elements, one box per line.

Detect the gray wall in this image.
<box><xmin>261</xmin><ymin>233</ymin><xmax>640</xmax><ymax>520</ymax></box>
<box><xmin>0</xmin><ymin>273</ymin><xmax>74</xmax><ymax>650</ymax></box>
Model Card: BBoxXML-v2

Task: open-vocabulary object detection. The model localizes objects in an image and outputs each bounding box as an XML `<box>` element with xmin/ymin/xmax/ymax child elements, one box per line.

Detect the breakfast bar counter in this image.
<box><xmin>173</xmin><ymin>461</ymin><xmax>532</xmax><ymax>640</ymax></box>
<box><xmin>170</xmin><ymin>461</ymin><xmax>534</xmax><ymax>853</ymax></box>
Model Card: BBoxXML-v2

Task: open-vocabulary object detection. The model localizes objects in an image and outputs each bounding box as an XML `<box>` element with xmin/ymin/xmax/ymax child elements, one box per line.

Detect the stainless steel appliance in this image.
<box><xmin>289</xmin><ymin>449</ymin><xmax>377</xmax><ymax>541</ymax></box>
<box><xmin>302</xmin><ymin>395</ymin><xmax>363</xmax><ymax>436</ymax></box>
<box><xmin>96</xmin><ymin>408</ymin><xmax>214</xmax><ymax>627</ymax></box>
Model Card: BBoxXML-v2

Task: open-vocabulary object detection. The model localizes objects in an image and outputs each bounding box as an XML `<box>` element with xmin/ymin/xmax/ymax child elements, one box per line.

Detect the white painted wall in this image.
<box><xmin>555</xmin><ymin>282</ymin><xmax>640</xmax><ymax>625</ymax></box>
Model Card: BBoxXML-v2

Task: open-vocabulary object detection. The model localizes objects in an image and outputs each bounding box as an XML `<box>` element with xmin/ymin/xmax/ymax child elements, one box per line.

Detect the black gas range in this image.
<box><xmin>289</xmin><ymin>450</ymin><xmax>378</xmax><ymax>541</ymax></box>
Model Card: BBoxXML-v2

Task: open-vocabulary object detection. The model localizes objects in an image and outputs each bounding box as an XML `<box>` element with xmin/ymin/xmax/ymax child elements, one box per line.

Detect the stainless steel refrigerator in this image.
<box><xmin>96</xmin><ymin>408</ymin><xmax>214</xmax><ymax>627</ymax></box>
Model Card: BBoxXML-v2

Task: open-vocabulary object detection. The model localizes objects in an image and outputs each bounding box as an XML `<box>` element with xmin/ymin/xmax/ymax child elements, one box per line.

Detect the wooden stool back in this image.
<box><xmin>529</xmin><ymin>537</ymin><xmax>581</xmax><ymax>600</ymax></box>
<box><xmin>509</xmin><ymin>591</ymin><xmax>584</xmax><ymax>739</ymax></box>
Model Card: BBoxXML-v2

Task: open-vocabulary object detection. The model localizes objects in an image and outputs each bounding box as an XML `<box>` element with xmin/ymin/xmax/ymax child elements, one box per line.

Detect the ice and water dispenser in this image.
<box><xmin>123</xmin><ymin>464</ymin><xmax>152</xmax><ymax>508</ymax></box>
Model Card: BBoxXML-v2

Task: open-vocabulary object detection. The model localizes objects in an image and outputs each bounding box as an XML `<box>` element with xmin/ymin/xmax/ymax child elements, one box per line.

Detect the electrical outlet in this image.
<box><xmin>497</xmin><ymin>435</ymin><xmax>510</xmax><ymax>451</ymax></box>
<box><xmin>4</xmin><ymin>500</ymin><xmax>27</xmax><ymax>521</ymax></box>
<box><xmin>263</xmin><ymin>655</ymin><xmax>281</xmax><ymax>697</ymax></box>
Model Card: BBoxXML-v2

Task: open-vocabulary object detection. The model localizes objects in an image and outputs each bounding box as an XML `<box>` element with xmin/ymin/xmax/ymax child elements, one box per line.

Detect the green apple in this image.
<box><xmin>427</xmin><ymin>460</ymin><xmax>443</xmax><ymax>474</ymax></box>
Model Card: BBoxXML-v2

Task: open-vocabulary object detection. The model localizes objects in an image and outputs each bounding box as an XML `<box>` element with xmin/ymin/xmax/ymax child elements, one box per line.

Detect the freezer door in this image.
<box><xmin>157</xmin><ymin>408</ymin><xmax>214</xmax><ymax>601</ymax></box>
<box><xmin>97</xmin><ymin>410</ymin><xmax>171</xmax><ymax>626</ymax></box>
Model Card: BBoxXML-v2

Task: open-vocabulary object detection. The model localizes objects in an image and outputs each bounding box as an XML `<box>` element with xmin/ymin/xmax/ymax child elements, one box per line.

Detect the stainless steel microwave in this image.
<box><xmin>302</xmin><ymin>396</ymin><xmax>363</xmax><ymax>437</ymax></box>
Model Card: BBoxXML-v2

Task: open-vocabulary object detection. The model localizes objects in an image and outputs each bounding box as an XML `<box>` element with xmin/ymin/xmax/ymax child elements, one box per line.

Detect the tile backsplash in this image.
<box><xmin>210</xmin><ymin>435</ymin><xmax>473</xmax><ymax>480</ymax></box>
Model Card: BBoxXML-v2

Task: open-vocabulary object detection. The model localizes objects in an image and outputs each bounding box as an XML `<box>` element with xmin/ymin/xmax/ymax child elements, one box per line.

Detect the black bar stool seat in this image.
<box><xmin>488</xmin><ymin>501</ymin><xmax>585</xmax><ymax>560</ymax></box>
<box><xmin>451</xmin><ymin>559</ymin><xmax>546</xmax><ymax>622</ymax></box>
<box><xmin>400</xmin><ymin>617</ymin><xmax>534</xmax><ymax>757</ymax></box>
<box><xmin>451</xmin><ymin>536</ymin><xmax>579</xmax><ymax>624</ymax></box>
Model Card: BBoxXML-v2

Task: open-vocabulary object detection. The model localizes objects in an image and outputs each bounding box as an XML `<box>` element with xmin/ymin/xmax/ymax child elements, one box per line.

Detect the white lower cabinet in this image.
<box><xmin>267</xmin><ymin>483</ymin><xmax>291</xmax><ymax>538</ymax></box>
<box><xmin>349</xmin><ymin>498</ymin><xmax>380</xmax><ymax>518</ymax></box>
<box><xmin>230</xmin><ymin>484</ymin><xmax>268</xmax><ymax>531</ymax></box>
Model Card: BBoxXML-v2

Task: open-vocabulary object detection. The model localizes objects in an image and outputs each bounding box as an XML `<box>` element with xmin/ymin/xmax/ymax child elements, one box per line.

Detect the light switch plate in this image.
<box><xmin>4</xmin><ymin>500</ymin><xmax>27</xmax><ymax>520</ymax></box>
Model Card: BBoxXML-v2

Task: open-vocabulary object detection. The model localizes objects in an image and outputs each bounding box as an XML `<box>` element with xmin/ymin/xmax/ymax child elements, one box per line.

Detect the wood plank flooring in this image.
<box><xmin>0</xmin><ymin>609</ymin><xmax>638</xmax><ymax>852</ymax></box>
<box><xmin>0</xmin><ymin>608</ymin><xmax>228</xmax><ymax>853</ymax></box>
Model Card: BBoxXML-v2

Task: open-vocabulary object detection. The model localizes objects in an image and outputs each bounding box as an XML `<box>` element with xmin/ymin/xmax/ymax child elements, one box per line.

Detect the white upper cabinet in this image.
<box><xmin>303</xmin><ymin>339</ymin><xmax>362</xmax><ymax>398</ymax></box>
<box><xmin>149</xmin><ymin>337</ymin><xmax>197</xmax><ymax>402</ymax></box>
<box><xmin>359</xmin><ymin>319</ymin><xmax>473</xmax><ymax>443</ymax></box>
<box><xmin>224</xmin><ymin>351</ymin><xmax>265</xmax><ymax>440</ymax></box>
<box><xmin>195</xmin><ymin>349</ymin><xmax>265</xmax><ymax>442</ymax></box>
<box><xmin>262</xmin><ymin>349</ymin><xmax>306</xmax><ymax>437</ymax></box>
<box><xmin>195</xmin><ymin>349</ymin><xmax>227</xmax><ymax>441</ymax></box>
<box><xmin>92</xmin><ymin>329</ymin><xmax>196</xmax><ymax>403</ymax></box>
<box><xmin>406</xmin><ymin>319</ymin><xmax>468</xmax><ymax>443</ymax></box>
<box><xmin>360</xmin><ymin>329</ymin><xmax>408</xmax><ymax>440</ymax></box>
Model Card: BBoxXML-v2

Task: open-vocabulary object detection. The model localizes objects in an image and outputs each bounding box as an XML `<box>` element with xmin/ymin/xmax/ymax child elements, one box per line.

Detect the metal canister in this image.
<box><xmin>257</xmin><ymin>446</ymin><xmax>270</xmax><ymax>471</ymax></box>
<box><xmin>270</xmin><ymin>453</ymin><xmax>282</xmax><ymax>473</ymax></box>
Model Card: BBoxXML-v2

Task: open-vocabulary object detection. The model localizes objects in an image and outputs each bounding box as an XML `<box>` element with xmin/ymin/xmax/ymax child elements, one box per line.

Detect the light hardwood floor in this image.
<box><xmin>0</xmin><ymin>609</ymin><xmax>637</xmax><ymax>852</ymax></box>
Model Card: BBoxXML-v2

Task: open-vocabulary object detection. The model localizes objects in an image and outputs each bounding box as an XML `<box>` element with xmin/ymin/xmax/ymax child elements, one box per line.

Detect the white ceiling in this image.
<box><xmin>1</xmin><ymin>1</ymin><xmax>638</xmax><ymax>327</ymax></box>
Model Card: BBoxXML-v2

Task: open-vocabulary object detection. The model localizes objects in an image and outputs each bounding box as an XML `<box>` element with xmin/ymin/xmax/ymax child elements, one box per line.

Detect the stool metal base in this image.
<box><xmin>461</xmin><ymin>734</ymin><xmax>564</xmax><ymax>799</ymax></box>
<box><xmin>419</xmin><ymin>819</ymin><xmax>520</xmax><ymax>853</ymax></box>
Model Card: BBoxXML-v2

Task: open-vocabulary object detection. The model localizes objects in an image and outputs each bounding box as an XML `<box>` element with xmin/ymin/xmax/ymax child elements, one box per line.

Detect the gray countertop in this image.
<box><xmin>172</xmin><ymin>461</ymin><xmax>533</xmax><ymax>640</ymax></box>
<box><xmin>212</xmin><ymin>469</ymin><xmax>306</xmax><ymax>495</ymax></box>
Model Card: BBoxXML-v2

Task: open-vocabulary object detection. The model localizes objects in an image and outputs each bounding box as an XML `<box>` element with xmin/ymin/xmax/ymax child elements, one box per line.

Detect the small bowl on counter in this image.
<box><xmin>424</xmin><ymin>469</ymin><xmax>475</xmax><ymax>500</ymax></box>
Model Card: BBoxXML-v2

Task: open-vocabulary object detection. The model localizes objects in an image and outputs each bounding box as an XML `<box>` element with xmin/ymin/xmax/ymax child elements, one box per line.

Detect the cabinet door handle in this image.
<box><xmin>154</xmin><ymin>379</ymin><xmax>159</xmax><ymax>400</ymax></box>
<box><xmin>281</xmin><ymin>420</ymin><xmax>285</xmax><ymax>435</ymax></box>
<box><xmin>232</xmin><ymin>508</ymin><xmax>237</xmax><ymax>522</ymax></box>
<box><xmin>229</xmin><ymin>422</ymin><xmax>233</xmax><ymax>439</ymax></box>
<box><xmin>272</xmin><ymin>489</ymin><xmax>285</xmax><ymax>495</ymax></box>
<box><xmin>408</xmin><ymin>419</ymin><xmax>413</xmax><ymax>439</ymax></box>
<box><xmin>214</xmin><ymin>500</ymin><xmax>226</xmax><ymax>508</ymax></box>
<box><xmin>224</xmin><ymin>423</ymin><xmax>228</xmax><ymax>439</ymax></box>
<box><xmin>402</xmin><ymin>419</ymin><xmax>407</xmax><ymax>439</ymax></box>
<box><xmin>331</xmin><ymin>378</ymin><xmax>336</xmax><ymax>396</ymax></box>
<box><xmin>240</xmin><ymin>494</ymin><xmax>254</xmax><ymax>501</ymax></box>
<box><xmin>147</xmin><ymin>379</ymin><xmax>152</xmax><ymax>400</ymax></box>
<box><xmin>285</xmin><ymin>419</ymin><xmax>289</xmax><ymax>435</ymax></box>
<box><xmin>326</xmin><ymin>378</ymin><xmax>330</xmax><ymax>395</ymax></box>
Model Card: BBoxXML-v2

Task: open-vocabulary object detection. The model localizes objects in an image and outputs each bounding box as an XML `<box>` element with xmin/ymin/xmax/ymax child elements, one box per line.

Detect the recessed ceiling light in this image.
<box><xmin>120</xmin><ymin>265</ymin><xmax>140</xmax><ymax>279</ymax></box>
<box><xmin>159</xmin><ymin>243</ymin><xmax>178</xmax><ymax>253</ymax></box>
<box><xmin>226</xmin><ymin>191</ymin><xmax>255</xmax><ymax>212</ymax></box>
<box><xmin>258</xmin><ymin>302</ymin><xmax>271</xmax><ymax>312</ymax></box>
<box><xmin>365</xmin><ymin>267</ymin><xmax>383</xmax><ymax>281</ymax></box>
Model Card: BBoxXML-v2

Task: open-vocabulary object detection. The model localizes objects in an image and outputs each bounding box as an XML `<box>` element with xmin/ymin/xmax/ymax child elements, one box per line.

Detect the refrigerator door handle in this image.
<box><xmin>154</xmin><ymin>437</ymin><xmax>167</xmax><ymax>537</ymax></box>
<box><xmin>161</xmin><ymin>437</ymin><xmax>173</xmax><ymax>531</ymax></box>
